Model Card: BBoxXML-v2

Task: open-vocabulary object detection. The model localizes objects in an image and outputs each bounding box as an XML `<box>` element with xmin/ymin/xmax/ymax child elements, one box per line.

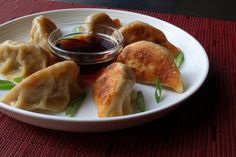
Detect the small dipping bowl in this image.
<box><xmin>48</xmin><ymin>23</ymin><xmax>124</xmax><ymax>74</ymax></box>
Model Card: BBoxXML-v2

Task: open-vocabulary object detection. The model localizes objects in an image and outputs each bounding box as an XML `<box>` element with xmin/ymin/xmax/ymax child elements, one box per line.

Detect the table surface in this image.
<box><xmin>55</xmin><ymin>0</ymin><xmax>236</xmax><ymax>20</ymax></box>
<box><xmin>0</xmin><ymin>0</ymin><xmax>235</xmax><ymax>157</ymax></box>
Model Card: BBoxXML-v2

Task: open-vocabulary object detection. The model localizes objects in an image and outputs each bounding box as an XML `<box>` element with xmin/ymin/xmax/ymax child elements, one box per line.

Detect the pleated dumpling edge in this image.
<box><xmin>1</xmin><ymin>61</ymin><xmax>81</xmax><ymax>113</ymax></box>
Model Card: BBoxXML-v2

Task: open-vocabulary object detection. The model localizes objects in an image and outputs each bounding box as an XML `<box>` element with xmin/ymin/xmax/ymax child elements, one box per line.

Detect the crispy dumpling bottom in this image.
<box><xmin>117</xmin><ymin>41</ymin><xmax>184</xmax><ymax>93</ymax></box>
<box><xmin>93</xmin><ymin>62</ymin><xmax>135</xmax><ymax>117</ymax></box>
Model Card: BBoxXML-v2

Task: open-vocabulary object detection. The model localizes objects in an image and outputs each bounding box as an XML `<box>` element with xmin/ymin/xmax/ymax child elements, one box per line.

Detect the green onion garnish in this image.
<box><xmin>175</xmin><ymin>50</ymin><xmax>184</xmax><ymax>68</ymax></box>
<box><xmin>0</xmin><ymin>83</ymin><xmax>15</xmax><ymax>90</ymax></box>
<box><xmin>0</xmin><ymin>77</ymin><xmax>24</xmax><ymax>90</ymax></box>
<box><xmin>65</xmin><ymin>93</ymin><xmax>87</xmax><ymax>117</ymax></box>
<box><xmin>0</xmin><ymin>80</ymin><xmax>16</xmax><ymax>90</ymax></box>
<box><xmin>13</xmin><ymin>76</ymin><xmax>24</xmax><ymax>83</ymax></box>
<box><xmin>155</xmin><ymin>78</ymin><xmax>162</xmax><ymax>103</ymax></box>
<box><xmin>136</xmin><ymin>91</ymin><xmax>145</xmax><ymax>112</ymax></box>
<box><xmin>0</xmin><ymin>80</ymin><xmax>13</xmax><ymax>84</ymax></box>
<box><xmin>73</xmin><ymin>26</ymin><xmax>83</xmax><ymax>33</ymax></box>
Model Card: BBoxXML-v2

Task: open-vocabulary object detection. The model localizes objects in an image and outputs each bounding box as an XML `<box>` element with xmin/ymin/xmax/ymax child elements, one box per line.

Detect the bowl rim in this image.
<box><xmin>48</xmin><ymin>23</ymin><xmax>124</xmax><ymax>55</ymax></box>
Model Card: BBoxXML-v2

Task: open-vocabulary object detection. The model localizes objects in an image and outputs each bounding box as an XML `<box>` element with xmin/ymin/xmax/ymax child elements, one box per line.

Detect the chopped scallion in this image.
<box><xmin>65</xmin><ymin>93</ymin><xmax>87</xmax><ymax>117</ymax></box>
<box><xmin>73</xmin><ymin>26</ymin><xmax>83</xmax><ymax>33</ymax></box>
<box><xmin>136</xmin><ymin>91</ymin><xmax>145</xmax><ymax>112</ymax></box>
<box><xmin>175</xmin><ymin>50</ymin><xmax>184</xmax><ymax>68</ymax></box>
<box><xmin>13</xmin><ymin>76</ymin><xmax>24</xmax><ymax>83</ymax></box>
<box><xmin>155</xmin><ymin>78</ymin><xmax>162</xmax><ymax>103</ymax></box>
<box><xmin>0</xmin><ymin>80</ymin><xmax>14</xmax><ymax>84</ymax></box>
<box><xmin>0</xmin><ymin>80</ymin><xmax>15</xmax><ymax>90</ymax></box>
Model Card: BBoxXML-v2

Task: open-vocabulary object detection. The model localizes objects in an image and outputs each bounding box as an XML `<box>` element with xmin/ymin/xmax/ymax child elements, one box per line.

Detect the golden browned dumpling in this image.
<box><xmin>93</xmin><ymin>62</ymin><xmax>135</xmax><ymax>117</ymax></box>
<box><xmin>0</xmin><ymin>40</ymin><xmax>49</xmax><ymax>81</ymax></box>
<box><xmin>30</xmin><ymin>15</ymin><xmax>57</xmax><ymax>63</ymax></box>
<box><xmin>117</xmin><ymin>41</ymin><xmax>183</xmax><ymax>93</ymax></box>
<box><xmin>1</xmin><ymin>61</ymin><xmax>81</xmax><ymax>112</ymax></box>
<box><xmin>118</xmin><ymin>21</ymin><xmax>180</xmax><ymax>57</ymax></box>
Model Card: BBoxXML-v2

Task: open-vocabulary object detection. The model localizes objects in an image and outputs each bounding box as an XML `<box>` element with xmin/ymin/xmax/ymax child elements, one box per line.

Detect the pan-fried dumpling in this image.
<box><xmin>0</xmin><ymin>40</ymin><xmax>48</xmax><ymax>81</ymax></box>
<box><xmin>84</xmin><ymin>12</ymin><xmax>115</xmax><ymax>30</ymax></box>
<box><xmin>118</xmin><ymin>21</ymin><xmax>180</xmax><ymax>57</ymax></box>
<box><xmin>117</xmin><ymin>41</ymin><xmax>183</xmax><ymax>93</ymax></box>
<box><xmin>1</xmin><ymin>61</ymin><xmax>81</xmax><ymax>112</ymax></box>
<box><xmin>83</xmin><ymin>12</ymin><xmax>120</xmax><ymax>33</ymax></box>
<box><xmin>30</xmin><ymin>15</ymin><xmax>57</xmax><ymax>63</ymax></box>
<box><xmin>93</xmin><ymin>62</ymin><xmax>135</xmax><ymax>117</ymax></box>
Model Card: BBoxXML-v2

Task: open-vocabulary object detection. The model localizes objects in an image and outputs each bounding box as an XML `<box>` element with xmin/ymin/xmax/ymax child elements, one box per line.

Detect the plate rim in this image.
<box><xmin>0</xmin><ymin>8</ymin><xmax>209</xmax><ymax>123</ymax></box>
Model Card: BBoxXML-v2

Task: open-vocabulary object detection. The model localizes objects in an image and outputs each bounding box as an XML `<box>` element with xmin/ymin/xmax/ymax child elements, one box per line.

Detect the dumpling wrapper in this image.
<box><xmin>1</xmin><ymin>61</ymin><xmax>81</xmax><ymax>112</ymax></box>
<box><xmin>0</xmin><ymin>40</ymin><xmax>48</xmax><ymax>81</ymax></box>
<box><xmin>83</xmin><ymin>12</ymin><xmax>122</xmax><ymax>34</ymax></box>
<box><xmin>84</xmin><ymin>12</ymin><xmax>115</xmax><ymax>32</ymax></box>
<box><xmin>30</xmin><ymin>15</ymin><xmax>57</xmax><ymax>64</ymax></box>
<box><xmin>117</xmin><ymin>41</ymin><xmax>184</xmax><ymax>93</ymax></box>
<box><xmin>93</xmin><ymin>62</ymin><xmax>135</xmax><ymax>117</ymax></box>
<box><xmin>118</xmin><ymin>21</ymin><xmax>180</xmax><ymax>57</ymax></box>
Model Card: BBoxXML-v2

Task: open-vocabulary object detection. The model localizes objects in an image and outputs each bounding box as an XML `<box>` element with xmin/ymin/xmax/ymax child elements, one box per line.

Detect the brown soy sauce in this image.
<box><xmin>55</xmin><ymin>34</ymin><xmax>118</xmax><ymax>74</ymax></box>
<box><xmin>56</xmin><ymin>34</ymin><xmax>116</xmax><ymax>53</ymax></box>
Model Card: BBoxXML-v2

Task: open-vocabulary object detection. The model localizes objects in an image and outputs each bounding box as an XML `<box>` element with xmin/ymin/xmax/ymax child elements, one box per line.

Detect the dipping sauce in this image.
<box><xmin>48</xmin><ymin>24</ymin><xmax>124</xmax><ymax>75</ymax></box>
<box><xmin>53</xmin><ymin>33</ymin><xmax>120</xmax><ymax>74</ymax></box>
<box><xmin>56</xmin><ymin>34</ymin><xmax>117</xmax><ymax>53</ymax></box>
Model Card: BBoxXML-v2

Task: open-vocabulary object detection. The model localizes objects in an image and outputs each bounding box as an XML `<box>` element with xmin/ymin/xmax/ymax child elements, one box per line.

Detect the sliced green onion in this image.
<box><xmin>175</xmin><ymin>50</ymin><xmax>184</xmax><ymax>68</ymax></box>
<box><xmin>155</xmin><ymin>78</ymin><xmax>162</xmax><ymax>103</ymax></box>
<box><xmin>13</xmin><ymin>76</ymin><xmax>24</xmax><ymax>83</ymax></box>
<box><xmin>0</xmin><ymin>80</ymin><xmax>14</xmax><ymax>84</ymax></box>
<box><xmin>136</xmin><ymin>91</ymin><xmax>145</xmax><ymax>112</ymax></box>
<box><xmin>73</xmin><ymin>26</ymin><xmax>83</xmax><ymax>33</ymax></box>
<box><xmin>0</xmin><ymin>79</ymin><xmax>16</xmax><ymax>90</ymax></box>
<box><xmin>65</xmin><ymin>93</ymin><xmax>87</xmax><ymax>117</ymax></box>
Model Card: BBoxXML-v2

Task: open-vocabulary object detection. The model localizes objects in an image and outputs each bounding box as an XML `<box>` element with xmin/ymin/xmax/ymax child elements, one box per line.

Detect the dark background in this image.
<box><xmin>53</xmin><ymin>0</ymin><xmax>236</xmax><ymax>20</ymax></box>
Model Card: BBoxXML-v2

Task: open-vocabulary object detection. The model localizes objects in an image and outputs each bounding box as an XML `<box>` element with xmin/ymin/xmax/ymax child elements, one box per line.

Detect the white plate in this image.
<box><xmin>0</xmin><ymin>8</ymin><xmax>209</xmax><ymax>132</ymax></box>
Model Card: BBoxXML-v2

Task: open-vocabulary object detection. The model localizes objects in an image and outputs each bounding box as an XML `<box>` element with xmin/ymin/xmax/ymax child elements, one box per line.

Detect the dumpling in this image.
<box><xmin>84</xmin><ymin>12</ymin><xmax>115</xmax><ymax>30</ymax></box>
<box><xmin>118</xmin><ymin>21</ymin><xmax>180</xmax><ymax>57</ymax></box>
<box><xmin>30</xmin><ymin>15</ymin><xmax>57</xmax><ymax>63</ymax></box>
<box><xmin>117</xmin><ymin>41</ymin><xmax>184</xmax><ymax>93</ymax></box>
<box><xmin>83</xmin><ymin>12</ymin><xmax>122</xmax><ymax>33</ymax></box>
<box><xmin>93</xmin><ymin>62</ymin><xmax>135</xmax><ymax>117</ymax></box>
<box><xmin>0</xmin><ymin>40</ymin><xmax>48</xmax><ymax>81</ymax></box>
<box><xmin>30</xmin><ymin>15</ymin><xmax>57</xmax><ymax>52</ymax></box>
<box><xmin>1</xmin><ymin>61</ymin><xmax>81</xmax><ymax>112</ymax></box>
<box><xmin>85</xmin><ymin>12</ymin><xmax>121</xmax><ymax>28</ymax></box>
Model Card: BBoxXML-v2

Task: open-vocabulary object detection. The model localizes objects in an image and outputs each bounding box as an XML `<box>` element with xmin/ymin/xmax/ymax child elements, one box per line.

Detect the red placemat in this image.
<box><xmin>0</xmin><ymin>0</ymin><xmax>236</xmax><ymax>156</ymax></box>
